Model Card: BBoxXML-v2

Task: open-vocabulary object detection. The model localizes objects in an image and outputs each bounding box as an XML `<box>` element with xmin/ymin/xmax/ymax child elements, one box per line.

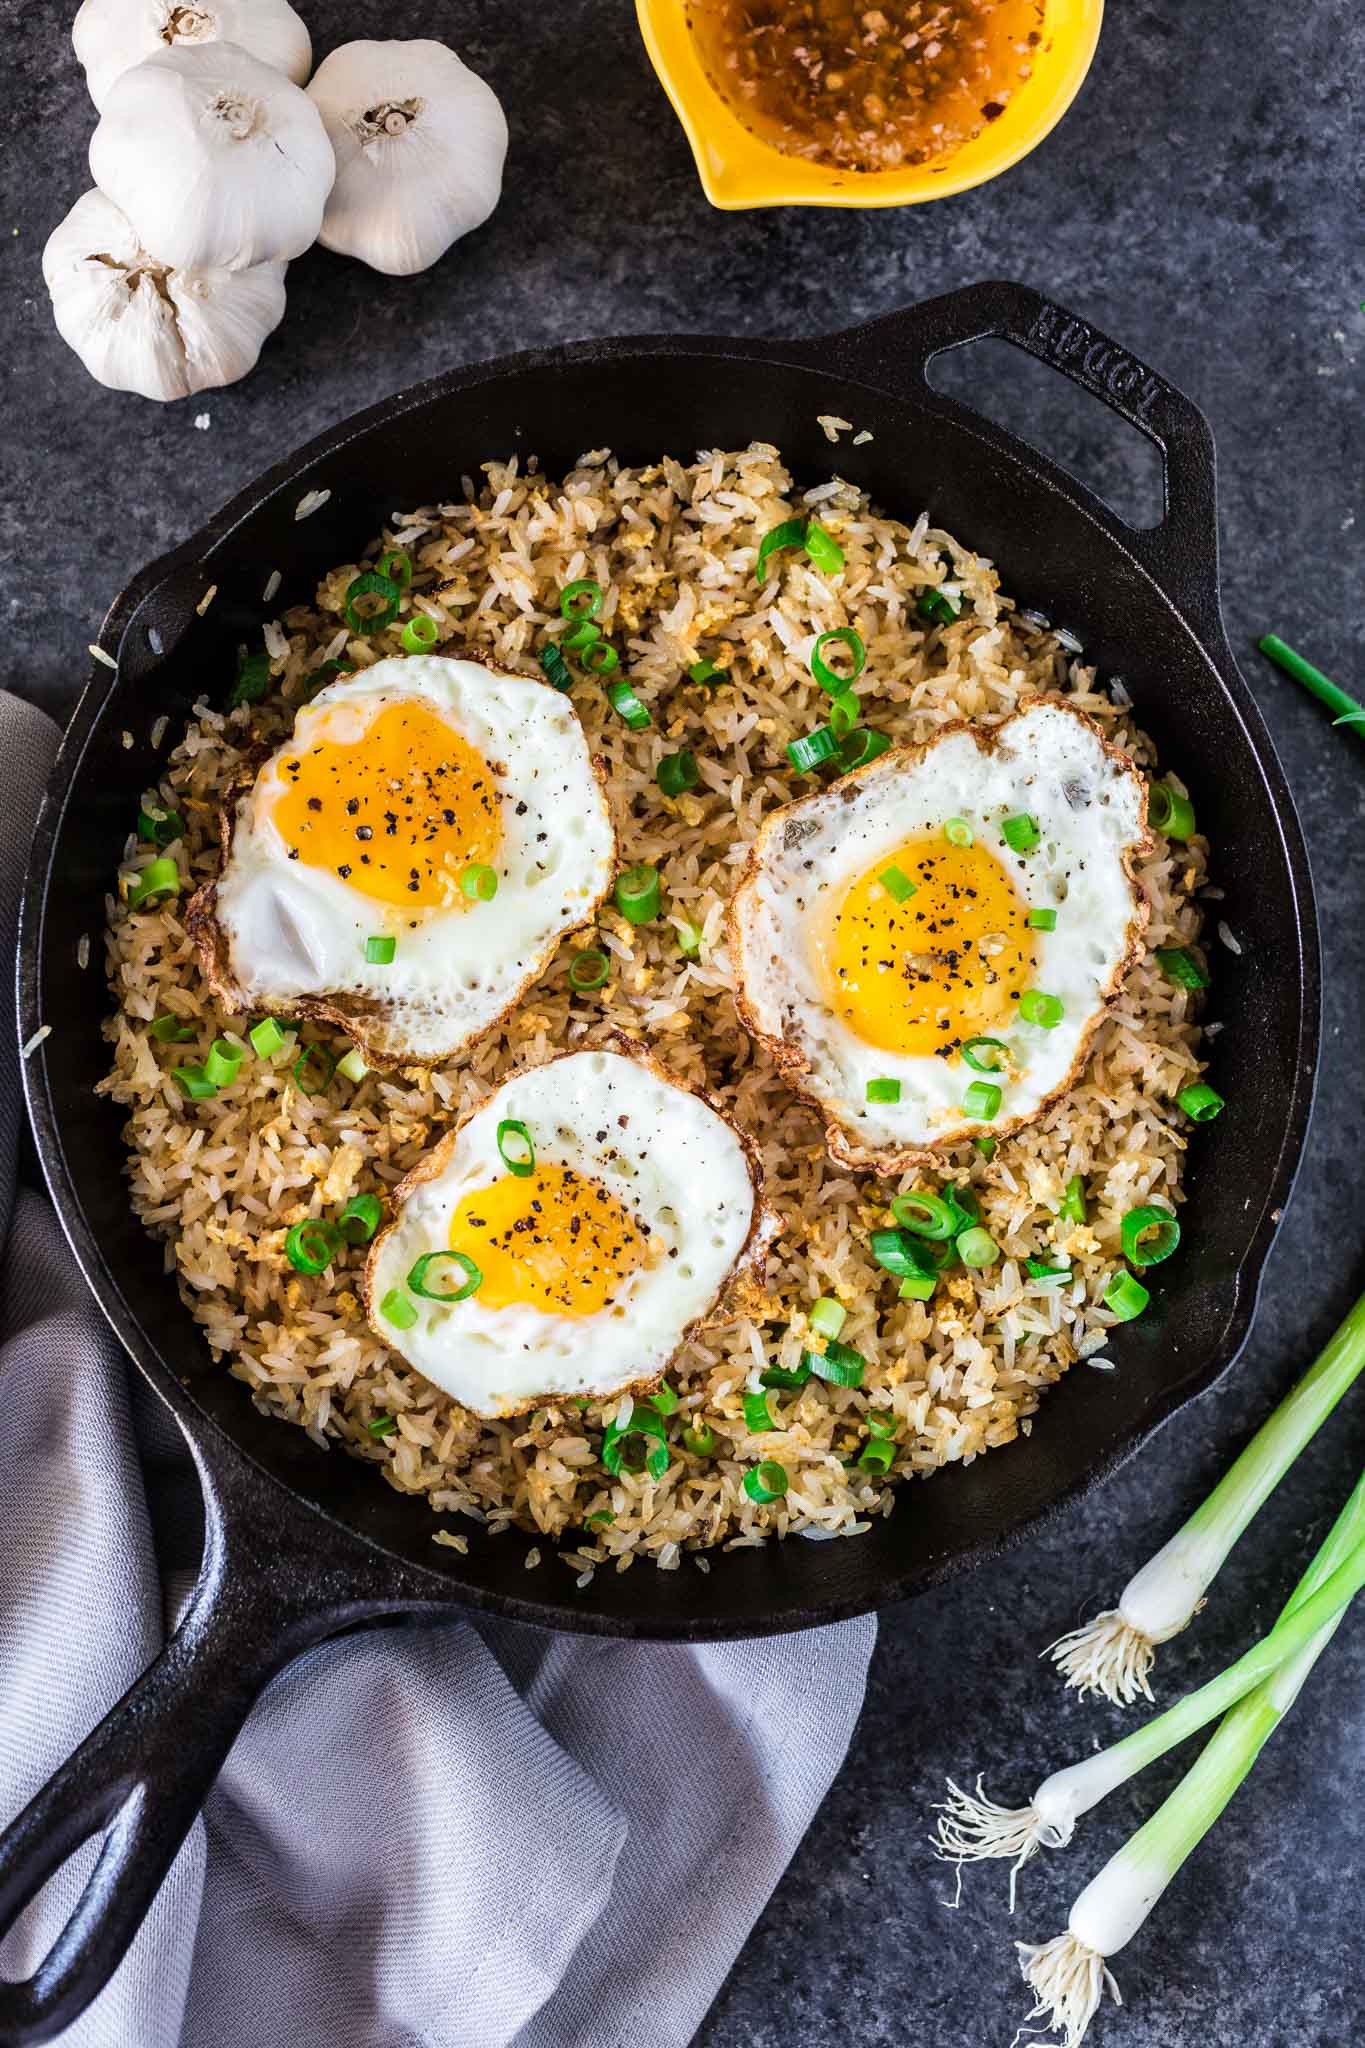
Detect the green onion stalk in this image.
<box><xmin>1045</xmin><ymin>1290</ymin><xmax>1365</xmax><ymax>1704</ymax></box>
<box><xmin>1013</xmin><ymin>1469</ymin><xmax>1365</xmax><ymax>2046</ymax></box>
<box><xmin>934</xmin><ymin>1466</ymin><xmax>1365</xmax><ymax>1915</ymax></box>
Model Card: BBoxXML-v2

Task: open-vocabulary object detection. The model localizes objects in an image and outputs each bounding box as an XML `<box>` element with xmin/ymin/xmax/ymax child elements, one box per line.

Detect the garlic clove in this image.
<box><xmin>73</xmin><ymin>0</ymin><xmax>312</xmax><ymax>114</ymax></box>
<box><xmin>306</xmin><ymin>39</ymin><xmax>507</xmax><ymax>277</ymax></box>
<box><xmin>89</xmin><ymin>42</ymin><xmax>334</xmax><ymax>272</ymax></box>
<box><xmin>42</xmin><ymin>187</ymin><xmax>287</xmax><ymax>401</ymax></box>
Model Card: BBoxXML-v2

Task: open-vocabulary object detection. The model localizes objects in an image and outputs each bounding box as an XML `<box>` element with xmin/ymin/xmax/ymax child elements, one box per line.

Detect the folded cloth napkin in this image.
<box><xmin>0</xmin><ymin>691</ymin><xmax>876</xmax><ymax>2048</ymax></box>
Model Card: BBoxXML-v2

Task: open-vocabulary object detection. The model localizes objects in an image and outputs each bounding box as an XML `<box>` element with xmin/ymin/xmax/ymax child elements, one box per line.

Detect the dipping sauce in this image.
<box><xmin>686</xmin><ymin>0</ymin><xmax>1048</xmax><ymax>174</ymax></box>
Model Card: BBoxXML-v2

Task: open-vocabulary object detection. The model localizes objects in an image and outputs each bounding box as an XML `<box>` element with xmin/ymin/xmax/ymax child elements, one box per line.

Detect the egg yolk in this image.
<box><xmin>814</xmin><ymin>832</ymin><xmax>1039</xmax><ymax>1058</ymax></box>
<box><xmin>269</xmin><ymin>701</ymin><xmax>500</xmax><ymax>911</ymax></box>
<box><xmin>447</xmin><ymin>1164</ymin><xmax>653</xmax><ymax>1317</ymax></box>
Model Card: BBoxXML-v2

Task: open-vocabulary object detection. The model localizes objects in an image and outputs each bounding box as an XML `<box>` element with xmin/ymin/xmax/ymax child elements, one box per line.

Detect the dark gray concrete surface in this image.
<box><xmin>3</xmin><ymin>2</ymin><xmax>1362</xmax><ymax>2042</ymax></box>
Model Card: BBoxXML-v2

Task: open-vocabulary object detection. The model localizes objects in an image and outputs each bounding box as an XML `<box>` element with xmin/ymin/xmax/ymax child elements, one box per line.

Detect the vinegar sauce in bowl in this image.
<box><xmin>685</xmin><ymin>0</ymin><xmax>1049</xmax><ymax>173</ymax></box>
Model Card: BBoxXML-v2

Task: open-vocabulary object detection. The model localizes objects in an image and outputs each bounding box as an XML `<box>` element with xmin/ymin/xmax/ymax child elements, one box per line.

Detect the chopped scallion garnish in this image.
<box><xmin>615</xmin><ymin>863</ymin><xmax>660</xmax><ymax>923</ymax></box>
<box><xmin>962</xmin><ymin>1080</ymin><xmax>1002</xmax><ymax>1121</ymax></box>
<box><xmin>803</xmin><ymin>519</ymin><xmax>844</xmax><ymax>574</ymax></box>
<box><xmin>1103</xmin><ymin>1269</ymin><xmax>1150</xmax><ymax>1320</ymax></box>
<box><xmin>807</xmin><ymin>1339</ymin><xmax>865</xmax><ymax>1388</ymax></box>
<box><xmin>1177</xmin><ymin>1081</ymin><xmax>1224</xmax><ymax>1121</ymax></box>
<box><xmin>568</xmin><ymin>946</ymin><xmax>610</xmax><ymax>991</ymax></box>
<box><xmin>836</xmin><ymin>727</ymin><xmax>891</xmax><ymax>771</ymax></box>
<box><xmin>943</xmin><ymin>817</ymin><xmax>973</xmax><ymax>848</ymax></box>
<box><xmin>365</xmin><ymin>934</ymin><xmax>396</xmax><ymax>965</ymax></box>
<box><xmin>337</xmin><ymin>1193</ymin><xmax>382</xmax><ymax>1244</ymax></box>
<box><xmin>408</xmin><ymin>1250</ymin><xmax>482</xmax><ymax>1300</ymax></box>
<box><xmin>227</xmin><ymin>651</ymin><xmax>272</xmax><ymax>709</ymax></box>
<box><xmin>743</xmin><ymin>1390</ymin><xmax>774</xmax><ymax>1432</ymax></box>
<box><xmin>378</xmin><ymin>549</ymin><xmax>412</xmax><ymax>589</ymax></box>
<box><xmin>367</xmin><ymin>1414</ymin><xmax>398</xmax><ymax>1439</ymax></box>
<box><xmin>866</xmin><ymin>1077</ymin><xmax>901</xmax><ymax>1104</ymax></box>
<box><xmin>809</xmin><ymin>1296</ymin><xmax>846</xmax><ymax>1339</ymax></box>
<box><xmin>1028</xmin><ymin>907</ymin><xmax>1058</xmax><ymax>931</ymax></box>
<box><xmin>858</xmin><ymin>1438</ymin><xmax>895</xmax><ymax>1475</ymax></box>
<box><xmin>560</xmin><ymin>578</ymin><xmax>603</xmax><ymax>620</ymax></box>
<box><xmin>171</xmin><ymin>1065</ymin><xmax>216</xmax><ymax>1099</ymax></box>
<box><xmin>890</xmin><ymin>1191</ymin><xmax>958</xmax><ymax>1239</ymax></box>
<box><xmin>380</xmin><ymin>1287</ymin><xmax>417</xmax><ymax>1330</ymax></box>
<box><xmin>809</xmin><ymin>627</ymin><xmax>865</xmax><ymax>696</ymax></box>
<box><xmin>602</xmin><ymin>1406</ymin><xmax>669</xmax><ymax>1481</ymax></box>
<box><xmin>787</xmin><ymin>725</ymin><xmax>837</xmax><ymax>774</ymax></box>
<box><xmin>496</xmin><ymin>1118</ymin><xmax>535</xmax><ymax>1177</ymax></box>
<box><xmin>688</xmin><ymin>658</ymin><xmax>723</xmax><ymax>687</ymax></box>
<box><xmin>657</xmin><ymin>749</ymin><xmax>698</xmax><ymax>797</ymax></box>
<box><xmin>755</xmin><ymin>517</ymin><xmax>807</xmax><ymax>581</ymax></box>
<box><xmin>1156</xmin><ymin>946</ymin><xmax>1209</xmax><ymax>989</ymax></box>
<box><xmin>879</xmin><ymin>864</ymin><xmax>916</xmax><ymax>903</ymax></box>
<box><xmin>1019</xmin><ymin>990</ymin><xmax>1065</xmax><ymax>1029</ymax></box>
<box><xmin>249</xmin><ymin>1017</ymin><xmax>286</xmax><ymax>1058</ymax></box>
<box><xmin>460</xmin><ymin>862</ymin><xmax>498</xmax><ymax>902</ymax></box>
<box><xmin>292</xmin><ymin>1043</ymin><xmax>335</xmax><ymax>1095</ymax></box>
<box><xmin>957</xmin><ymin>1226</ymin><xmax>1000</xmax><ymax>1269</ymax></box>
<box><xmin>399</xmin><ymin>614</ymin><xmax>438</xmax><ymax>654</ymax></box>
<box><xmin>285</xmin><ymin>1219</ymin><xmax>341</xmax><ymax>1275</ymax></box>
<box><xmin>137</xmin><ymin>804</ymin><xmax>184</xmax><ymax>847</ymax></box>
<box><xmin>203</xmin><ymin>1037</ymin><xmax>244</xmax><ymax>1088</ymax></box>
<box><xmin>743</xmin><ymin>1460</ymin><xmax>788</xmax><ymax>1502</ymax></box>
<box><xmin>1148</xmin><ymin>781</ymin><xmax>1196</xmax><ymax>839</ymax></box>
<box><xmin>1121</xmin><ymin>1204</ymin><xmax>1181</xmax><ymax>1267</ymax></box>
<box><xmin>150</xmin><ymin>1013</ymin><xmax>195</xmax><ymax>1043</ymax></box>
<box><xmin>583</xmin><ymin>640</ymin><xmax>621</xmax><ymax>675</ymax></box>
<box><xmin>604</xmin><ymin>677</ymin><xmax>649</xmax><ymax>726</ymax></box>
<box><xmin>1001</xmin><ymin>812</ymin><xmax>1041</xmax><ymax>853</ymax></box>
<box><xmin>343</xmin><ymin>569</ymin><xmax>401</xmax><ymax>635</ymax></box>
<box><xmin>961</xmin><ymin>1036</ymin><xmax>1008</xmax><ymax>1074</ymax></box>
<box><xmin>676</xmin><ymin>921</ymin><xmax>703</xmax><ymax>959</ymax></box>
<box><xmin>682</xmin><ymin>1424</ymin><xmax>716</xmax><ymax>1457</ymax></box>
<box><xmin>337</xmin><ymin>1047</ymin><xmax>368</xmax><ymax>1084</ymax></box>
<box><xmin>540</xmin><ymin>644</ymin><xmax>572</xmax><ymax>692</ymax></box>
<box><xmin>128</xmin><ymin>857</ymin><xmax>180</xmax><ymax>908</ymax></box>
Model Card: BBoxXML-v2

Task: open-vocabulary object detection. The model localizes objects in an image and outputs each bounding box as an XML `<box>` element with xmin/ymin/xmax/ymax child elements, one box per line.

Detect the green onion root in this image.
<box><xmin>1046</xmin><ymin>1289</ymin><xmax>1365</xmax><ymax>1703</ymax></box>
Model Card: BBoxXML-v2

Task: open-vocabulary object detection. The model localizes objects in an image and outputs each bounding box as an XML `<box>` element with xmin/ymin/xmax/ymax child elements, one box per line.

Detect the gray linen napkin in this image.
<box><xmin>0</xmin><ymin>691</ymin><xmax>876</xmax><ymax>2048</ymax></box>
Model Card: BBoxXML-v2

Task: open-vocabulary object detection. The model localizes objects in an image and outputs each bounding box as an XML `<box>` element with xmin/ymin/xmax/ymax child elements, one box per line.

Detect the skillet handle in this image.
<box><xmin>824</xmin><ymin>280</ymin><xmax>1221</xmax><ymax>626</ymax></box>
<box><xmin>0</xmin><ymin>1436</ymin><xmax>420</xmax><ymax>2046</ymax></box>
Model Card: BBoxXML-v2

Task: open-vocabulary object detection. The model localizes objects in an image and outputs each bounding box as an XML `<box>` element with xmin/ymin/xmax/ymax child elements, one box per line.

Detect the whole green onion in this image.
<box><xmin>615</xmin><ymin>864</ymin><xmax>660</xmax><ymax>923</ymax></box>
<box><xmin>1257</xmin><ymin>633</ymin><xmax>1364</xmax><ymax>737</ymax></box>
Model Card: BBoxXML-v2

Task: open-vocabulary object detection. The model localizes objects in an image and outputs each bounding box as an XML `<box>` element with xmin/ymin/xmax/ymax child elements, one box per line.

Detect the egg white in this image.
<box><xmin>365</xmin><ymin>1046</ymin><xmax>769</xmax><ymax>1416</ymax></box>
<box><xmin>205</xmin><ymin>655</ymin><xmax>616</xmax><ymax>1063</ymax></box>
<box><xmin>729</xmin><ymin>700</ymin><xmax>1150</xmax><ymax>1166</ymax></box>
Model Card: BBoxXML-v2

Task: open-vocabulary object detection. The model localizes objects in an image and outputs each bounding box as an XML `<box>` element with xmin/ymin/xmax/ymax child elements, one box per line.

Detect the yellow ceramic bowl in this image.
<box><xmin>635</xmin><ymin>0</ymin><xmax>1104</xmax><ymax>210</ymax></box>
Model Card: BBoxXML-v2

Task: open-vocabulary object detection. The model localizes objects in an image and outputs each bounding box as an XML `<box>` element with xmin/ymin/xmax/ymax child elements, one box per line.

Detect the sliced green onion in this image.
<box><xmin>836</xmin><ymin>727</ymin><xmax>891</xmax><ymax>771</ymax></box>
<box><xmin>865</xmin><ymin>1410</ymin><xmax>898</xmax><ymax>1439</ymax></box>
<box><xmin>787</xmin><ymin>725</ymin><xmax>837</xmax><ymax>774</ymax></box>
<box><xmin>947</xmin><ymin>1183</ymin><xmax>979</xmax><ymax>1228</ymax></box>
<box><xmin>602</xmin><ymin>1405</ymin><xmax>669</xmax><ymax>1481</ymax></box>
<box><xmin>802</xmin><ymin>519</ymin><xmax>844</xmax><ymax>574</ymax></box>
<box><xmin>808</xmin><ymin>1339</ymin><xmax>865</xmax><ymax>1388</ymax></box>
<box><xmin>858</xmin><ymin>1438</ymin><xmax>895</xmax><ymax>1476</ymax></box>
<box><xmin>962</xmin><ymin>1036</ymin><xmax>1008</xmax><ymax>1074</ymax></box>
<box><xmin>615</xmin><ymin>863</ymin><xmax>660</xmax><ymax>923</ymax></box>
<box><xmin>1177</xmin><ymin>1081</ymin><xmax>1225</xmax><ymax>1121</ymax></box>
<box><xmin>171</xmin><ymin>1065</ymin><xmax>216</xmax><ymax>1099</ymax></box>
<box><xmin>1148</xmin><ymin>782</ymin><xmax>1196</xmax><ymax>839</ymax></box>
<box><xmin>957</xmin><ymin>1226</ymin><xmax>1001</xmax><ymax>1269</ymax></box>
<box><xmin>128</xmin><ymin>857</ymin><xmax>180</xmax><ymax>908</ymax></box>
<box><xmin>1060</xmin><ymin>1174</ymin><xmax>1087</xmax><ymax>1223</ymax></box>
<box><xmin>761</xmin><ymin>1361</ymin><xmax>813</xmax><ymax>1390</ymax></box>
<box><xmin>285</xmin><ymin>1219</ymin><xmax>341</xmax><ymax>1275</ymax></box>
<box><xmin>365</xmin><ymin>934</ymin><xmax>396</xmax><ymax>965</ymax></box>
<box><xmin>809</xmin><ymin>1297</ymin><xmax>847</xmax><ymax>1340</ymax></box>
<box><xmin>604</xmin><ymin>677</ymin><xmax>649</xmax><ymax>726</ymax></box>
<box><xmin>682</xmin><ymin>1424</ymin><xmax>716</xmax><ymax>1457</ymax></box>
<box><xmin>870</xmin><ymin>1227</ymin><xmax>934</xmax><ymax>1280</ymax></box>
<box><xmin>292</xmin><ymin>1043</ymin><xmax>335</xmax><ymax>1095</ymax></box>
<box><xmin>688</xmin><ymin>658</ymin><xmax>723</xmax><ymax>687</ymax></box>
<box><xmin>1122</xmin><ymin>1204</ymin><xmax>1182</xmax><ymax>1267</ymax></box>
<box><xmin>974</xmin><ymin>1136</ymin><xmax>997</xmax><ymax>1160</ymax></box>
<box><xmin>337</xmin><ymin>1047</ymin><xmax>368</xmax><ymax>1084</ymax></box>
<box><xmin>568</xmin><ymin>946</ymin><xmax>610</xmax><ymax>991</ymax></box>
<box><xmin>204</xmin><ymin>1037</ymin><xmax>244</xmax><ymax>1088</ymax></box>
<box><xmin>827</xmin><ymin>689</ymin><xmax>860</xmax><ymax>741</ymax></box>
<box><xmin>657</xmin><ymin>749</ymin><xmax>699</xmax><ymax>797</ymax></box>
<box><xmin>150</xmin><ymin>1013</ymin><xmax>195</xmax><ymax>1043</ymax></box>
<box><xmin>810</xmin><ymin>628</ymin><xmax>866</xmax><ymax>695</ymax></box>
<box><xmin>1019</xmin><ymin>990</ymin><xmax>1065</xmax><ymax>1029</ymax></box>
<box><xmin>562</xmin><ymin>619</ymin><xmax>601</xmax><ymax>653</ymax></box>
<box><xmin>298</xmin><ymin>658</ymin><xmax>348</xmax><ymax>702</ymax></box>
<box><xmin>743</xmin><ymin>1460</ymin><xmax>789</xmax><ymax>1502</ymax></box>
<box><xmin>249</xmin><ymin>1017</ymin><xmax>286</xmax><ymax>1058</ymax></box>
<box><xmin>408</xmin><ymin>1250</ymin><xmax>482</xmax><ymax>1301</ymax></box>
<box><xmin>367</xmin><ymin>1414</ymin><xmax>398</xmax><ymax>1439</ymax></box>
<box><xmin>879</xmin><ymin>864</ymin><xmax>916</xmax><ymax>903</ymax></box>
<box><xmin>460</xmin><ymin>862</ymin><xmax>498</xmax><ymax>902</ymax></box>
<box><xmin>380</xmin><ymin>1287</ymin><xmax>417</xmax><ymax>1330</ymax></box>
<box><xmin>676</xmin><ymin>921</ymin><xmax>704</xmax><ymax>959</ymax></box>
<box><xmin>584</xmin><ymin>1509</ymin><xmax>614</xmax><ymax>1529</ymax></box>
<box><xmin>1028</xmin><ymin>907</ymin><xmax>1058</xmax><ymax>932</ymax></box>
<box><xmin>963</xmin><ymin>1080</ymin><xmax>1002</xmax><ymax>1121</ymax></box>
<box><xmin>866</xmin><ymin>1077</ymin><xmax>901</xmax><ymax>1104</ymax></box>
<box><xmin>943</xmin><ymin>817</ymin><xmax>973</xmax><ymax>848</ymax></box>
<box><xmin>755</xmin><ymin>516</ymin><xmax>806</xmax><ymax>580</ymax></box>
<box><xmin>540</xmin><ymin>644</ymin><xmax>572</xmax><ymax>692</ymax></box>
<box><xmin>228</xmin><ymin>651</ymin><xmax>272</xmax><ymax>709</ymax></box>
<box><xmin>399</xmin><ymin>614</ymin><xmax>439</xmax><ymax>654</ymax></box>
<box><xmin>337</xmin><ymin>1193</ymin><xmax>383</xmax><ymax>1244</ymax></box>
<box><xmin>344</xmin><ymin>569</ymin><xmax>401</xmax><ymax>635</ymax></box>
<box><xmin>378</xmin><ymin>548</ymin><xmax>412</xmax><ymax>589</ymax></box>
<box><xmin>917</xmin><ymin>588</ymin><xmax>962</xmax><ymax>625</ymax></box>
<box><xmin>898</xmin><ymin>1273</ymin><xmax>937</xmax><ymax>1301</ymax></box>
<box><xmin>137</xmin><ymin>804</ymin><xmax>184</xmax><ymax>847</ymax></box>
<box><xmin>646</xmin><ymin>1381</ymin><xmax>680</xmax><ymax>1416</ymax></box>
<box><xmin>496</xmin><ymin>1118</ymin><xmax>535</xmax><ymax>1177</ymax></box>
<box><xmin>743</xmin><ymin>1390</ymin><xmax>775</xmax><ymax>1432</ymax></box>
<box><xmin>1104</xmin><ymin>1270</ymin><xmax>1150</xmax><ymax>1320</ymax></box>
<box><xmin>1156</xmin><ymin>946</ymin><xmax>1209</xmax><ymax>990</ymax></box>
<box><xmin>1001</xmin><ymin>812</ymin><xmax>1041</xmax><ymax>853</ymax></box>
<box><xmin>560</xmin><ymin>578</ymin><xmax>603</xmax><ymax>620</ymax></box>
<box><xmin>1026</xmin><ymin>1259</ymin><xmax>1073</xmax><ymax>1287</ymax></box>
<box><xmin>584</xmin><ymin>641</ymin><xmax>621</xmax><ymax>675</ymax></box>
<box><xmin>890</xmin><ymin>1191</ymin><xmax>958</xmax><ymax>1240</ymax></box>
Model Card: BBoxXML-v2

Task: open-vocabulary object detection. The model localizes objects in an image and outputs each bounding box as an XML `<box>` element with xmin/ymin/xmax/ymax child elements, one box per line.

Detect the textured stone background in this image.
<box><xmin>3</xmin><ymin>2</ymin><xmax>1362</xmax><ymax>2042</ymax></box>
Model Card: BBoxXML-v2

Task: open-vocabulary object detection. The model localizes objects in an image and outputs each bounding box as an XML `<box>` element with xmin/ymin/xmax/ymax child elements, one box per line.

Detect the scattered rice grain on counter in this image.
<box><xmin>101</xmin><ymin>443</ymin><xmax>1212</xmax><ymax>1568</ymax></box>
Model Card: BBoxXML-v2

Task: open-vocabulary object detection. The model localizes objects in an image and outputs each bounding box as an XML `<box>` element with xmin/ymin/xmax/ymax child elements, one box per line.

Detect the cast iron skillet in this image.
<box><xmin>4</xmin><ymin>282</ymin><xmax>1318</xmax><ymax>2043</ymax></box>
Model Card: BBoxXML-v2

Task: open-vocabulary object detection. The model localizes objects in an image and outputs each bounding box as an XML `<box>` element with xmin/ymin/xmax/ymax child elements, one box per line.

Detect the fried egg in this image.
<box><xmin>188</xmin><ymin>654</ymin><xmax>616</xmax><ymax>1065</ymax></box>
<box><xmin>364</xmin><ymin>1040</ymin><xmax>777</xmax><ymax>1416</ymax></box>
<box><xmin>728</xmin><ymin>700</ymin><xmax>1150</xmax><ymax>1168</ymax></box>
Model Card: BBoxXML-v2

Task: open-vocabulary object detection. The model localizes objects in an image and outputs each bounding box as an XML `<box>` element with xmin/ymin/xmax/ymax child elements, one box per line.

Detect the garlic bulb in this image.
<box><xmin>89</xmin><ymin>42</ymin><xmax>334</xmax><ymax>272</ymax></box>
<box><xmin>42</xmin><ymin>188</ymin><xmax>286</xmax><ymax>401</ymax></box>
<box><xmin>306</xmin><ymin>40</ymin><xmax>507</xmax><ymax>277</ymax></box>
<box><xmin>73</xmin><ymin>0</ymin><xmax>311</xmax><ymax>113</ymax></box>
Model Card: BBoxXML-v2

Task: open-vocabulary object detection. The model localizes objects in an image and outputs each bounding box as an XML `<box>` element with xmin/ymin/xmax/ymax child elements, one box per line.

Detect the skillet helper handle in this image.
<box><xmin>827</xmin><ymin>280</ymin><xmax>1222</xmax><ymax>625</ymax></box>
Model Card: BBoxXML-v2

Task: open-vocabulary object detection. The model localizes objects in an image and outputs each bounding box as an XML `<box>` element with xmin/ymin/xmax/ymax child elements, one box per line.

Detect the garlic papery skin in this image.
<box><xmin>89</xmin><ymin>42</ymin><xmax>334</xmax><ymax>272</ymax></box>
<box><xmin>306</xmin><ymin>39</ymin><xmax>507</xmax><ymax>277</ymax></box>
<box><xmin>42</xmin><ymin>188</ymin><xmax>286</xmax><ymax>401</ymax></box>
<box><xmin>73</xmin><ymin>0</ymin><xmax>312</xmax><ymax>114</ymax></box>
